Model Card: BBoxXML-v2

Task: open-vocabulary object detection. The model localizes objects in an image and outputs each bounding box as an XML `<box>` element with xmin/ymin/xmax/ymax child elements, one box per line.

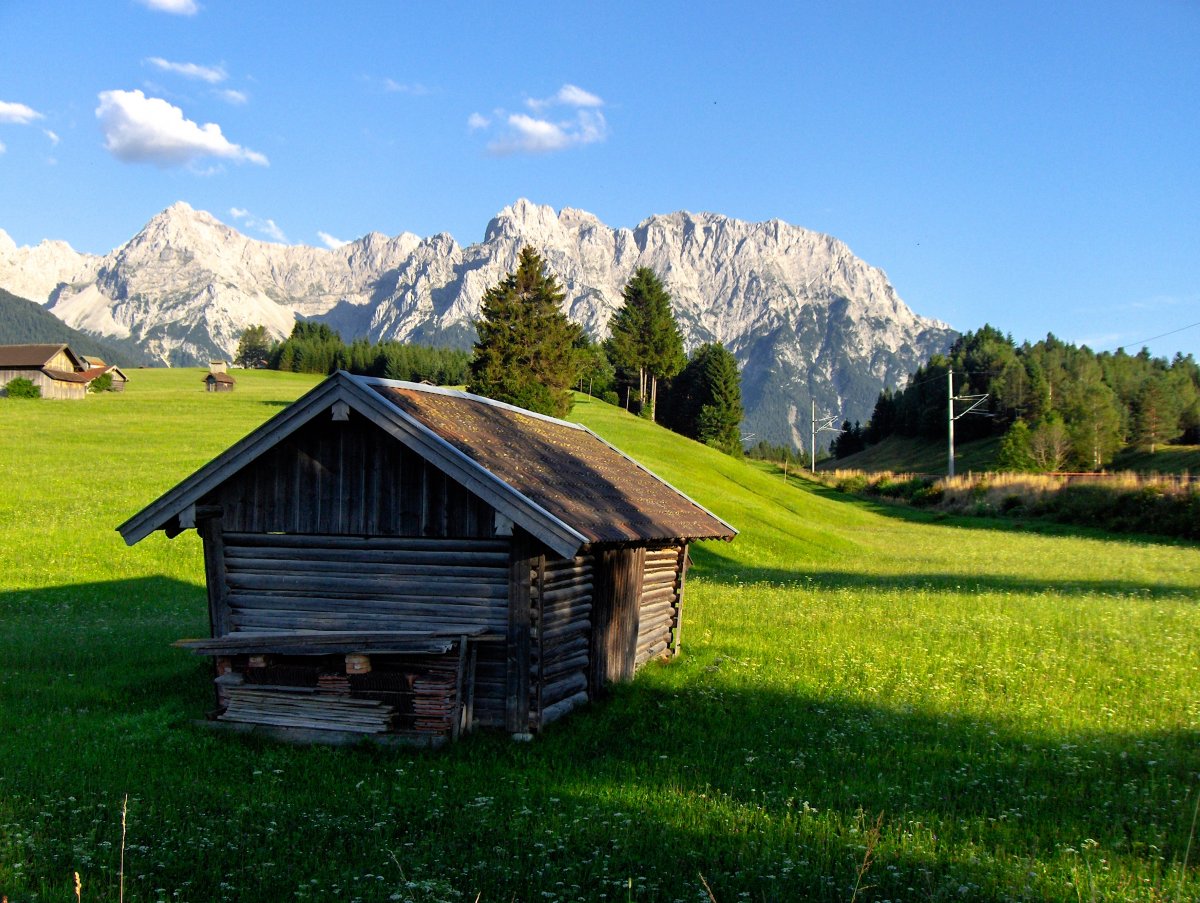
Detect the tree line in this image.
<box><xmin>236</xmin><ymin>322</ymin><xmax>471</xmax><ymax>385</ymax></box>
<box><xmin>832</xmin><ymin>324</ymin><xmax>1200</xmax><ymax>470</ymax></box>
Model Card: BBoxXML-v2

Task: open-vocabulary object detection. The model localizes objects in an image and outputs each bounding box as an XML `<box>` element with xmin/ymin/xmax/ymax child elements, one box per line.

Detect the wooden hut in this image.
<box><xmin>118</xmin><ymin>372</ymin><xmax>735</xmax><ymax>745</ymax></box>
<box><xmin>204</xmin><ymin>370</ymin><xmax>236</xmax><ymax>392</ymax></box>
<box><xmin>0</xmin><ymin>343</ymin><xmax>90</xmax><ymax>399</ymax></box>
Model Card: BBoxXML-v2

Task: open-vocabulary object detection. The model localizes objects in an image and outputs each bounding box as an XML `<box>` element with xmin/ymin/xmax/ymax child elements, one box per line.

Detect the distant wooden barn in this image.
<box><xmin>119</xmin><ymin>372</ymin><xmax>735</xmax><ymax>744</ymax></box>
<box><xmin>204</xmin><ymin>369</ymin><xmax>236</xmax><ymax>392</ymax></box>
<box><xmin>0</xmin><ymin>343</ymin><xmax>126</xmax><ymax>399</ymax></box>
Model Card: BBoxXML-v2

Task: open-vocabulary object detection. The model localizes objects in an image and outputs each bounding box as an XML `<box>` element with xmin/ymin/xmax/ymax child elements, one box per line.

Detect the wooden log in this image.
<box><xmin>228</xmin><ymin>592</ymin><xmax>505</xmax><ymax>615</ymax></box>
<box><xmin>225</xmin><ymin>556</ymin><xmax>508</xmax><ymax>581</ymax></box>
<box><xmin>538</xmin><ymin>581</ymin><xmax>594</xmax><ymax>605</ymax></box>
<box><xmin>224</xmin><ymin>533</ymin><xmax>510</xmax><ymax>553</ymax></box>
<box><xmin>540</xmin><ymin>690</ymin><xmax>588</xmax><ymax>726</ymax></box>
<box><xmin>535</xmin><ymin>634</ymin><xmax>589</xmax><ymax>665</ymax></box>
<box><xmin>224</xmin><ymin>572</ymin><xmax>508</xmax><ymax>600</ymax></box>
<box><xmin>541</xmin><ymin>670</ymin><xmax>587</xmax><ymax>706</ymax></box>
<box><xmin>345</xmin><ymin>654</ymin><xmax>371</xmax><ymax>674</ymax></box>
<box><xmin>540</xmin><ymin>601</ymin><xmax>593</xmax><ymax>626</ymax></box>
<box><xmin>540</xmin><ymin>618</ymin><xmax>590</xmax><ymax>644</ymax></box>
<box><xmin>506</xmin><ymin>540</ymin><xmax>532</xmax><ymax>735</ymax></box>
<box><xmin>228</xmin><ymin>609</ymin><xmax>505</xmax><ymax>633</ymax></box>
<box><xmin>540</xmin><ymin>651</ymin><xmax>589</xmax><ymax>682</ymax></box>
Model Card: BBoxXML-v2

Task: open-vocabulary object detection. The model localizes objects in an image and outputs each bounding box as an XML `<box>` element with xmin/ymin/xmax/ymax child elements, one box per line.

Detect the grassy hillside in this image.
<box><xmin>820</xmin><ymin>433</ymin><xmax>1001</xmax><ymax>475</ymax></box>
<box><xmin>0</xmin><ymin>287</ymin><xmax>156</xmax><ymax>366</ymax></box>
<box><xmin>1111</xmin><ymin>444</ymin><xmax>1200</xmax><ymax>475</ymax></box>
<box><xmin>1</xmin><ymin>370</ymin><xmax>1197</xmax><ymax>902</ymax></box>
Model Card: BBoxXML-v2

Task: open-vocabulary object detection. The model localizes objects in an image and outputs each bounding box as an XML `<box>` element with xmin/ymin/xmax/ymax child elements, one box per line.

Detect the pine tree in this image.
<box><xmin>667</xmin><ymin>343</ymin><xmax>744</xmax><ymax>455</ymax></box>
<box><xmin>468</xmin><ymin>247</ymin><xmax>583</xmax><ymax>417</ymax></box>
<box><xmin>605</xmin><ymin>268</ymin><xmax>685</xmax><ymax>419</ymax></box>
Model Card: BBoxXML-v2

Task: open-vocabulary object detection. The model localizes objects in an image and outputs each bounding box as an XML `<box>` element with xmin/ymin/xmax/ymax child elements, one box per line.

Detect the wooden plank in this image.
<box><xmin>224</xmin><ymin>572</ymin><xmax>508</xmax><ymax>599</ymax></box>
<box><xmin>223</xmin><ymin>532</ymin><xmax>511</xmax><ymax>553</ymax></box>
<box><xmin>505</xmin><ymin>534</ymin><xmax>532</xmax><ymax>735</ymax></box>
<box><xmin>199</xmin><ymin>516</ymin><xmax>230</xmax><ymax>637</ymax></box>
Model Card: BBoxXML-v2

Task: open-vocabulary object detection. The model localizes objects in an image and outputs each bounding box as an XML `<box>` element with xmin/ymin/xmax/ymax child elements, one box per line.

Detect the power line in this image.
<box><xmin>1103</xmin><ymin>320</ymin><xmax>1200</xmax><ymax>353</ymax></box>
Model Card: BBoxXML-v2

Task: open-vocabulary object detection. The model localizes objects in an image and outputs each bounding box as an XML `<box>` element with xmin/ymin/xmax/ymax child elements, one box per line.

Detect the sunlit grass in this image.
<box><xmin>0</xmin><ymin>374</ymin><xmax>1197</xmax><ymax>901</ymax></box>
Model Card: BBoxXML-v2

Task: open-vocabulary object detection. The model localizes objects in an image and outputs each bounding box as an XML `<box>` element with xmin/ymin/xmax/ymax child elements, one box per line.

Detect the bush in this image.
<box><xmin>600</xmin><ymin>390</ymin><xmax>620</xmax><ymax>406</ymax></box>
<box><xmin>88</xmin><ymin>372</ymin><xmax>114</xmax><ymax>393</ymax></box>
<box><xmin>4</xmin><ymin>377</ymin><xmax>40</xmax><ymax>399</ymax></box>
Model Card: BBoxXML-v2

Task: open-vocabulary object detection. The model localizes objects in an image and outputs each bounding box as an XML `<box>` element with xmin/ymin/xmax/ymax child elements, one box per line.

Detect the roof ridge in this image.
<box><xmin>347</xmin><ymin>372</ymin><xmax>588</xmax><ymax>432</ymax></box>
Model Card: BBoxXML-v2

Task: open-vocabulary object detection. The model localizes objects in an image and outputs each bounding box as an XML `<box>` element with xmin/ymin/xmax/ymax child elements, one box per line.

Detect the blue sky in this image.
<box><xmin>1</xmin><ymin>0</ymin><xmax>1197</xmax><ymax>359</ymax></box>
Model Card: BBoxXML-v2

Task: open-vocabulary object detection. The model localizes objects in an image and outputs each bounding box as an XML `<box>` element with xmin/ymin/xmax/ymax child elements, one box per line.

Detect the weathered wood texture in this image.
<box><xmin>220</xmin><ymin>533</ymin><xmax>511</xmax><ymax>636</ymax></box>
<box><xmin>589</xmin><ymin>547</ymin><xmax>645</xmax><ymax>694</ymax></box>
<box><xmin>506</xmin><ymin>536</ymin><xmax>533</xmax><ymax>734</ymax></box>
<box><xmin>206</xmin><ymin>412</ymin><xmax>499</xmax><ymax>538</ymax></box>
<box><xmin>530</xmin><ymin>553</ymin><xmax>593</xmax><ymax>729</ymax></box>
<box><xmin>635</xmin><ymin>545</ymin><xmax>685</xmax><ymax>668</ymax></box>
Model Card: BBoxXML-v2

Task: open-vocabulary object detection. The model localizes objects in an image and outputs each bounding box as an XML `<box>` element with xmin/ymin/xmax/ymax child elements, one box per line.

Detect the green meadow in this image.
<box><xmin>1</xmin><ymin>369</ymin><xmax>1197</xmax><ymax>902</ymax></box>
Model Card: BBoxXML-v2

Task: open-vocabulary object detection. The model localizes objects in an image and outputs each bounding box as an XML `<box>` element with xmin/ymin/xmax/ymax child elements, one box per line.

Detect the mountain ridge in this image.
<box><xmin>0</xmin><ymin>200</ymin><xmax>957</xmax><ymax>446</ymax></box>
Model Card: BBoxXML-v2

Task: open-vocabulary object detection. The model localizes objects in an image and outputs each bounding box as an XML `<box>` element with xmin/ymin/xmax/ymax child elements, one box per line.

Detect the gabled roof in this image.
<box><xmin>80</xmin><ymin>365</ymin><xmax>128</xmax><ymax>382</ymax></box>
<box><xmin>203</xmin><ymin>371</ymin><xmax>235</xmax><ymax>384</ymax></box>
<box><xmin>0</xmin><ymin>343</ymin><xmax>85</xmax><ymax>370</ymax></box>
<box><xmin>118</xmin><ymin>371</ymin><xmax>736</xmax><ymax>559</ymax></box>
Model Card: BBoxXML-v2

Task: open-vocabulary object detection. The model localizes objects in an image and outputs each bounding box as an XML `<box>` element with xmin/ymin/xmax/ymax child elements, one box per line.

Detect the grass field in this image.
<box><xmin>1</xmin><ymin>369</ymin><xmax>1198</xmax><ymax>902</ymax></box>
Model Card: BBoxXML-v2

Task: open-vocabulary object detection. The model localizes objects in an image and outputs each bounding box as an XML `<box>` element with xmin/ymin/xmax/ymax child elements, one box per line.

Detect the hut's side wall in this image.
<box><xmin>634</xmin><ymin>545</ymin><xmax>685</xmax><ymax>669</ymax></box>
<box><xmin>531</xmin><ymin>553</ymin><xmax>593</xmax><ymax>729</ymax></box>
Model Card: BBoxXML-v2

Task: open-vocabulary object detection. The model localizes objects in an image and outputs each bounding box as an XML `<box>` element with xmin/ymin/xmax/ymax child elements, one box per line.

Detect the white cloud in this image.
<box><xmin>0</xmin><ymin>100</ymin><xmax>44</xmax><ymax>124</ymax></box>
<box><xmin>475</xmin><ymin>85</ymin><xmax>608</xmax><ymax>155</ymax></box>
<box><xmin>44</xmin><ymin>129</ymin><xmax>59</xmax><ymax>146</ymax></box>
<box><xmin>146</xmin><ymin>57</ymin><xmax>226</xmax><ymax>84</ymax></box>
<box><xmin>318</xmin><ymin>231</ymin><xmax>349</xmax><ymax>249</ymax></box>
<box><xmin>137</xmin><ymin>0</ymin><xmax>199</xmax><ymax>15</ymax></box>
<box><xmin>0</xmin><ymin>140</ymin><xmax>6</xmax><ymax>154</ymax></box>
<box><xmin>96</xmin><ymin>89</ymin><xmax>267</xmax><ymax>167</ymax></box>
<box><xmin>527</xmin><ymin>83</ymin><xmax>604</xmax><ymax>111</ymax></box>
<box><xmin>229</xmin><ymin>207</ymin><xmax>288</xmax><ymax>243</ymax></box>
<box><xmin>218</xmin><ymin>89</ymin><xmax>248</xmax><ymax>105</ymax></box>
<box><xmin>384</xmin><ymin>79</ymin><xmax>430</xmax><ymax>96</ymax></box>
<box><xmin>488</xmin><ymin>109</ymin><xmax>608</xmax><ymax>155</ymax></box>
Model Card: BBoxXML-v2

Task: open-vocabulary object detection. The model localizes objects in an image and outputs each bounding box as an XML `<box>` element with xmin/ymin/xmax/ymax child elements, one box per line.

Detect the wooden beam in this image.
<box><xmin>505</xmin><ymin>534</ymin><xmax>532</xmax><ymax>736</ymax></box>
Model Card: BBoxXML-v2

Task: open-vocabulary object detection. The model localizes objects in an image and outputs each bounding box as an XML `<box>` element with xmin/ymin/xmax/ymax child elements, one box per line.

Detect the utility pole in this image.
<box><xmin>947</xmin><ymin>367</ymin><xmax>989</xmax><ymax>477</ymax></box>
<box><xmin>811</xmin><ymin>398</ymin><xmax>840</xmax><ymax>474</ymax></box>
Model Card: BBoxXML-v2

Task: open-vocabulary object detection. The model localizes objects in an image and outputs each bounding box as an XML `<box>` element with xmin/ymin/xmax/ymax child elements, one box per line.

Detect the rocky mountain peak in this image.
<box><xmin>8</xmin><ymin>199</ymin><xmax>957</xmax><ymax>447</ymax></box>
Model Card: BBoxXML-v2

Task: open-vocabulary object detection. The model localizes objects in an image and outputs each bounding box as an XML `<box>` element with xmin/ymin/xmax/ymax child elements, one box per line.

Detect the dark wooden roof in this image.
<box><xmin>204</xmin><ymin>371</ymin><xmax>236</xmax><ymax>384</ymax></box>
<box><xmin>118</xmin><ymin>372</ymin><xmax>735</xmax><ymax>558</ymax></box>
<box><xmin>376</xmin><ymin>384</ymin><xmax>734</xmax><ymax>546</ymax></box>
<box><xmin>0</xmin><ymin>343</ymin><xmax>83</xmax><ymax>369</ymax></box>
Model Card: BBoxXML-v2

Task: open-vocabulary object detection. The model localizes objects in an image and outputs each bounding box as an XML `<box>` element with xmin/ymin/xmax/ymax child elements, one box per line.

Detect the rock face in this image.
<box><xmin>2</xmin><ymin>199</ymin><xmax>957</xmax><ymax>446</ymax></box>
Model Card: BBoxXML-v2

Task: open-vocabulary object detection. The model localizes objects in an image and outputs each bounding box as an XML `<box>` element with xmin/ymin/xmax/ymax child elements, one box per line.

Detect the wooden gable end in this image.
<box><xmin>201</xmin><ymin>408</ymin><xmax>500</xmax><ymax>539</ymax></box>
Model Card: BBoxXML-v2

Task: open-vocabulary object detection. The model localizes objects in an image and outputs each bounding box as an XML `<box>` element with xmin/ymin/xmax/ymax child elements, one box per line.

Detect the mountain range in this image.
<box><xmin>0</xmin><ymin>200</ymin><xmax>957</xmax><ymax>447</ymax></box>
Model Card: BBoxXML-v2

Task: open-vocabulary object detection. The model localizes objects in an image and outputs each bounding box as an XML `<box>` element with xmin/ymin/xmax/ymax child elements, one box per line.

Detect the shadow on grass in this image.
<box><xmin>527</xmin><ymin>670</ymin><xmax>1199</xmax><ymax>901</ymax></box>
<box><xmin>796</xmin><ymin>476</ymin><xmax>1197</xmax><ymax>549</ymax></box>
<box><xmin>2</xmin><ymin>578</ymin><xmax>1195</xmax><ymax>901</ymax></box>
<box><xmin>690</xmin><ymin>544</ymin><xmax>1195</xmax><ymax>601</ymax></box>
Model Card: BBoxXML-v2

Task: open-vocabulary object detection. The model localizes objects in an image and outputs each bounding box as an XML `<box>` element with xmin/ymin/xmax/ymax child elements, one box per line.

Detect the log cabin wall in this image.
<box><xmin>635</xmin><ymin>545</ymin><xmax>685</xmax><ymax>669</ymax></box>
<box><xmin>197</xmin><ymin>410</ymin><xmax>514</xmax><ymax>729</ymax></box>
<box><xmin>530</xmin><ymin>553</ymin><xmax>593</xmax><ymax>730</ymax></box>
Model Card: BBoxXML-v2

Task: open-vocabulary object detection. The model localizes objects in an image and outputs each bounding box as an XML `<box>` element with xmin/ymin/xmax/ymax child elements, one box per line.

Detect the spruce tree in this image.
<box><xmin>667</xmin><ymin>342</ymin><xmax>744</xmax><ymax>456</ymax></box>
<box><xmin>605</xmin><ymin>268</ymin><xmax>685</xmax><ymax>419</ymax></box>
<box><xmin>468</xmin><ymin>246</ymin><xmax>583</xmax><ymax>417</ymax></box>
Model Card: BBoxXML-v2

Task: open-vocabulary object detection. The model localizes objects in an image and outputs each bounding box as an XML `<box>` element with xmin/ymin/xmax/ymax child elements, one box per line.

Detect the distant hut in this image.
<box><xmin>204</xmin><ymin>363</ymin><xmax>235</xmax><ymax>392</ymax></box>
<box><xmin>81</xmin><ymin>365</ymin><xmax>129</xmax><ymax>392</ymax></box>
<box><xmin>0</xmin><ymin>343</ymin><xmax>90</xmax><ymax>399</ymax></box>
<box><xmin>118</xmin><ymin>372</ymin><xmax>735</xmax><ymax>745</ymax></box>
